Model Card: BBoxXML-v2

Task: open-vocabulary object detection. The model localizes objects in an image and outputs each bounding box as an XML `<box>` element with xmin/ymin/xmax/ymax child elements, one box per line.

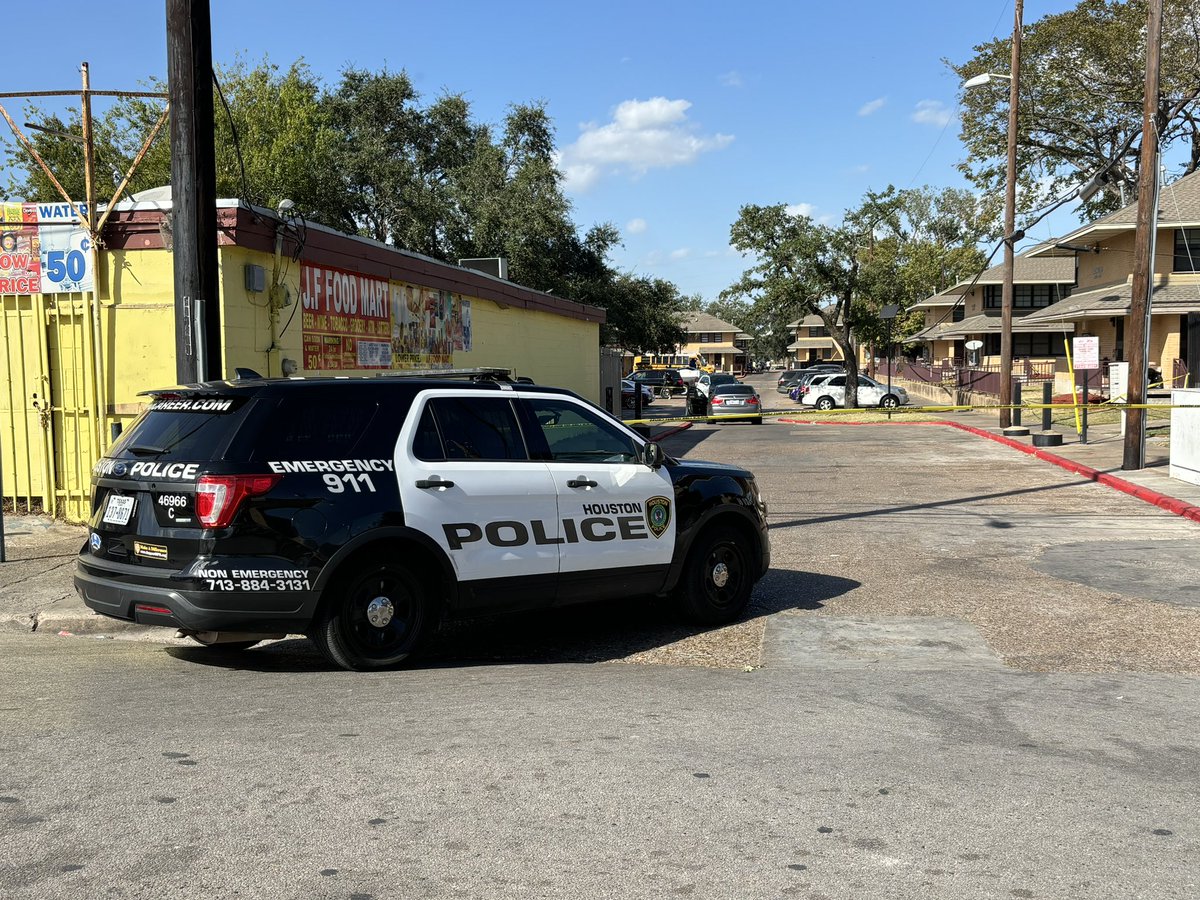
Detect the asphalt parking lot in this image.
<box><xmin>3</xmin><ymin>381</ymin><xmax>1199</xmax><ymax>898</ymax></box>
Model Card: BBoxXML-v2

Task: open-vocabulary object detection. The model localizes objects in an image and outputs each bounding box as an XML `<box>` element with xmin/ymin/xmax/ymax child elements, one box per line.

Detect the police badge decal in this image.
<box><xmin>645</xmin><ymin>496</ymin><xmax>671</xmax><ymax>539</ymax></box>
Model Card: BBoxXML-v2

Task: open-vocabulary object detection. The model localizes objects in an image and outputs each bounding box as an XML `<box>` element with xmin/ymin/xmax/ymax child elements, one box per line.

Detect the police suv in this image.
<box><xmin>75</xmin><ymin>376</ymin><xmax>770</xmax><ymax>670</ymax></box>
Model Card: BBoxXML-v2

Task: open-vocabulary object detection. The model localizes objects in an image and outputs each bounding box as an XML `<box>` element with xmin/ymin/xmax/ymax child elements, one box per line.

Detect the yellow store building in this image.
<box><xmin>0</xmin><ymin>196</ymin><xmax>604</xmax><ymax>521</ymax></box>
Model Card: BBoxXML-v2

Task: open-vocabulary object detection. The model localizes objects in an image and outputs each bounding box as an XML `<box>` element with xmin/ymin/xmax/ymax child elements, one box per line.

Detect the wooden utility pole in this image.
<box><xmin>1122</xmin><ymin>0</ymin><xmax>1164</xmax><ymax>471</ymax></box>
<box><xmin>166</xmin><ymin>0</ymin><xmax>221</xmax><ymax>383</ymax></box>
<box><xmin>999</xmin><ymin>0</ymin><xmax>1023</xmax><ymax>430</ymax></box>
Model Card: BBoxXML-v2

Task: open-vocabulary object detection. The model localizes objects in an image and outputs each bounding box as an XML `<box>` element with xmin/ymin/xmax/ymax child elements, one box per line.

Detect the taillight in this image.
<box><xmin>195</xmin><ymin>474</ymin><xmax>281</xmax><ymax>528</ymax></box>
<box><xmin>748</xmin><ymin>396</ymin><xmax>759</xmax><ymax>405</ymax></box>
<box><xmin>711</xmin><ymin>396</ymin><xmax>723</xmax><ymax>405</ymax></box>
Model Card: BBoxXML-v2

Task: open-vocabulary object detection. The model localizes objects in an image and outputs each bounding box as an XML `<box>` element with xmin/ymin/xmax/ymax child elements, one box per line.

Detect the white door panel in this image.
<box><xmin>549</xmin><ymin>464</ymin><xmax>676</xmax><ymax>573</ymax></box>
<box><xmin>396</xmin><ymin>391</ymin><xmax>560</xmax><ymax>583</ymax></box>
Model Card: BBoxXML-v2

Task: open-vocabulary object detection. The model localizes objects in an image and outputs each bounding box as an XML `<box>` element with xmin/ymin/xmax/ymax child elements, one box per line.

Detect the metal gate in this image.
<box><xmin>1</xmin><ymin>292</ymin><xmax>101</xmax><ymax>522</ymax></box>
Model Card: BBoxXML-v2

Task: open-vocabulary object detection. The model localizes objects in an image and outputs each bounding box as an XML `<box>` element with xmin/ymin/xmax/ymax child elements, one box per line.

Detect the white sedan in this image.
<box><xmin>800</xmin><ymin>374</ymin><xmax>908</xmax><ymax>410</ymax></box>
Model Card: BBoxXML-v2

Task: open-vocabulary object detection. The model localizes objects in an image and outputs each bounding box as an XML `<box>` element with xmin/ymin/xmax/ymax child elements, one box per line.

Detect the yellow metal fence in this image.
<box><xmin>1</xmin><ymin>293</ymin><xmax>101</xmax><ymax>522</ymax></box>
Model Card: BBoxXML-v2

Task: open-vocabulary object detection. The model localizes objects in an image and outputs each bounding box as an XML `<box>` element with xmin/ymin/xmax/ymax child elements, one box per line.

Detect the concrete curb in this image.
<box><xmin>36</xmin><ymin>609</ymin><xmax>152</xmax><ymax>636</ymax></box>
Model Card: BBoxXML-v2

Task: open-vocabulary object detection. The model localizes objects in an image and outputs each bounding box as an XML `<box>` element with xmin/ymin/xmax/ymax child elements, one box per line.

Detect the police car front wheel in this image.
<box><xmin>311</xmin><ymin>557</ymin><xmax>430</xmax><ymax>671</ymax></box>
<box><xmin>677</xmin><ymin>526</ymin><xmax>753</xmax><ymax>625</ymax></box>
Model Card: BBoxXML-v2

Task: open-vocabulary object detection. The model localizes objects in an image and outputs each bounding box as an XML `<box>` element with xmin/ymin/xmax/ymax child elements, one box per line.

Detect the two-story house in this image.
<box><xmin>633</xmin><ymin>311</ymin><xmax>748</xmax><ymax>373</ymax></box>
<box><xmin>1020</xmin><ymin>168</ymin><xmax>1200</xmax><ymax>387</ymax></box>
<box><xmin>679</xmin><ymin>312</ymin><xmax>748</xmax><ymax>373</ymax></box>
<box><xmin>907</xmin><ymin>252</ymin><xmax>1076</xmax><ymax>366</ymax></box>
<box><xmin>785</xmin><ymin>314</ymin><xmax>844</xmax><ymax>364</ymax></box>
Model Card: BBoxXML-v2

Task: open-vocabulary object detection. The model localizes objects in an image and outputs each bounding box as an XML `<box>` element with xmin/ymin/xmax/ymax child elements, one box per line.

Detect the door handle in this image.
<box><xmin>415</xmin><ymin>478</ymin><xmax>455</xmax><ymax>489</ymax></box>
<box><xmin>566</xmin><ymin>477</ymin><xmax>598</xmax><ymax>489</ymax></box>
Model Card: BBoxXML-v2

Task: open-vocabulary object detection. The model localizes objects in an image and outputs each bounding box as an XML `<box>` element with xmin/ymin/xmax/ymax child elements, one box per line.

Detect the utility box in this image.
<box><xmin>1169</xmin><ymin>388</ymin><xmax>1200</xmax><ymax>486</ymax></box>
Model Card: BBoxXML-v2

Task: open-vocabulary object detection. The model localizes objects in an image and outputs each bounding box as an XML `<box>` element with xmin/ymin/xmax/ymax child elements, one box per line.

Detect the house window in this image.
<box><xmin>1174</xmin><ymin>228</ymin><xmax>1200</xmax><ymax>272</ymax></box>
<box><xmin>982</xmin><ymin>285</ymin><xmax>1066</xmax><ymax>311</ymax></box>
<box><xmin>821</xmin><ymin>347</ymin><xmax>832</xmax><ymax>359</ymax></box>
<box><xmin>952</xmin><ymin>305</ymin><xmax>965</xmax><ymax>322</ymax></box>
<box><xmin>808</xmin><ymin>326</ymin><xmax>830</xmax><ymax>337</ymax></box>
<box><xmin>984</xmin><ymin>333</ymin><xmax>1066</xmax><ymax>357</ymax></box>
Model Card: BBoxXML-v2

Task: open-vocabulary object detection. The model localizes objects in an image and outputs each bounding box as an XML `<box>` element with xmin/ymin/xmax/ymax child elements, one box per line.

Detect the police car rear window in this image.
<box><xmin>110</xmin><ymin>396</ymin><xmax>248</xmax><ymax>461</ymax></box>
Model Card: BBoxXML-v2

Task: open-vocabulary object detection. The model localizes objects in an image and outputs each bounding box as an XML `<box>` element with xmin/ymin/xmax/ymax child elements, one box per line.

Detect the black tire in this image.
<box><xmin>751</xmin><ymin>417</ymin><xmax>763</xmax><ymax>425</ymax></box>
<box><xmin>816</xmin><ymin>396</ymin><xmax>835</xmax><ymax>411</ymax></box>
<box><xmin>659</xmin><ymin>386</ymin><xmax>672</xmax><ymax>399</ymax></box>
<box><xmin>310</xmin><ymin>557</ymin><xmax>430</xmax><ymax>671</ymax></box>
<box><xmin>676</xmin><ymin>526</ymin><xmax>755</xmax><ymax>625</ymax></box>
<box><xmin>880</xmin><ymin>395</ymin><xmax>899</xmax><ymax>409</ymax></box>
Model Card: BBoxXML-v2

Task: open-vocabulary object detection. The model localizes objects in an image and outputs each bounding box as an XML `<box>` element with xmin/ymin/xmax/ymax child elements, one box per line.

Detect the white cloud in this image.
<box><xmin>719</xmin><ymin>70</ymin><xmax>743</xmax><ymax>88</ymax></box>
<box><xmin>558</xmin><ymin>97</ymin><xmax>734</xmax><ymax>192</ymax></box>
<box><xmin>912</xmin><ymin>100</ymin><xmax>953</xmax><ymax>127</ymax></box>
<box><xmin>670</xmin><ymin>248</ymin><xmax>691</xmax><ymax>260</ymax></box>
<box><xmin>858</xmin><ymin>97</ymin><xmax>886</xmax><ymax>116</ymax></box>
<box><xmin>626</xmin><ymin>217</ymin><xmax>648</xmax><ymax>235</ymax></box>
<box><xmin>785</xmin><ymin>203</ymin><xmax>817</xmax><ymax>218</ymax></box>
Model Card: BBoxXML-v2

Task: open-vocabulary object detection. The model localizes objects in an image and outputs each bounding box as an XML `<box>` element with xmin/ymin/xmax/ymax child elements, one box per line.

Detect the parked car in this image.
<box><xmin>628</xmin><ymin>368</ymin><xmax>687</xmax><ymax>398</ymax></box>
<box><xmin>787</xmin><ymin>369</ymin><xmax>845</xmax><ymax>401</ymax></box>
<box><xmin>707</xmin><ymin>382</ymin><xmax>763</xmax><ymax>424</ymax></box>
<box><xmin>776</xmin><ymin>370</ymin><xmax>808</xmax><ymax>392</ymax></box>
<box><xmin>777</xmin><ymin>364</ymin><xmax>841</xmax><ymax>393</ymax></box>
<box><xmin>696</xmin><ymin>372</ymin><xmax>740</xmax><ymax>399</ymax></box>
<box><xmin>800</xmin><ymin>374</ymin><xmax>908</xmax><ymax>410</ymax></box>
<box><xmin>621</xmin><ymin>379</ymin><xmax>655</xmax><ymax>409</ymax></box>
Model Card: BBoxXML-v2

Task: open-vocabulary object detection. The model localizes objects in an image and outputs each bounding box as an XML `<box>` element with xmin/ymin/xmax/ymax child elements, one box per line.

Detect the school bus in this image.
<box><xmin>633</xmin><ymin>354</ymin><xmax>714</xmax><ymax>373</ymax></box>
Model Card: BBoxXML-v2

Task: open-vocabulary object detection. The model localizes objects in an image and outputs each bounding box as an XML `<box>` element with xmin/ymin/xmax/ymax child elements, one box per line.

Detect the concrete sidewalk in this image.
<box><xmin>939</xmin><ymin>406</ymin><xmax>1200</xmax><ymax>520</ymax></box>
<box><xmin>2</xmin><ymin>407</ymin><xmax>1197</xmax><ymax>637</ymax></box>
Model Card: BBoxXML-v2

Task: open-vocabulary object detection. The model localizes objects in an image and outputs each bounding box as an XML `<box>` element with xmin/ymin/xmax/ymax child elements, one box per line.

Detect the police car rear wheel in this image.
<box><xmin>312</xmin><ymin>559</ymin><xmax>429</xmax><ymax>670</ymax></box>
<box><xmin>678</xmin><ymin>526</ymin><xmax>752</xmax><ymax>625</ymax></box>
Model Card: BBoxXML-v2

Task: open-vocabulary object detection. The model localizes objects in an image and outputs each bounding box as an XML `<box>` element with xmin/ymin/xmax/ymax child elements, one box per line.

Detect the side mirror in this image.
<box><xmin>642</xmin><ymin>441</ymin><xmax>665</xmax><ymax>469</ymax></box>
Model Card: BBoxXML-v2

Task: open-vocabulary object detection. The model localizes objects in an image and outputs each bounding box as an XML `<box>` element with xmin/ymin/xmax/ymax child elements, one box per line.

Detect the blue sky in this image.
<box><xmin>4</xmin><ymin>0</ymin><xmax>1083</xmax><ymax>300</ymax></box>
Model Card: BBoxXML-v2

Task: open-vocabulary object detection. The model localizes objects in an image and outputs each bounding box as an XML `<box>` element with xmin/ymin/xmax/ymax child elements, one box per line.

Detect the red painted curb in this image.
<box><xmin>940</xmin><ymin>421</ymin><xmax>1200</xmax><ymax>525</ymax></box>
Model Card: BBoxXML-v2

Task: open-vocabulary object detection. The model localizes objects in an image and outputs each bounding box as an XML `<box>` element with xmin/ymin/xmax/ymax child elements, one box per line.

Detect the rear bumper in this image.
<box><xmin>74</xmin><ymin>560</ymin><xmax>318</xmax><ymax>634</ymax></box>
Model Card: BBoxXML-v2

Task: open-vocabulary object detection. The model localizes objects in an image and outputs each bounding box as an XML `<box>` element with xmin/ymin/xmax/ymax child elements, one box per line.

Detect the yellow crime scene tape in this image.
<box><xmin>622</xmin><ymin>401</ymin><xmax>1184</xmax><ymax>427</ymax></box>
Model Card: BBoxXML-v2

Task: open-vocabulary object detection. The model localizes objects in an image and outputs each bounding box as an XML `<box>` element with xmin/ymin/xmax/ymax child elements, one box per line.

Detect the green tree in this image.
<box><xmin>950</xmin><ymin>0</ymin><xmax>1200</xmax><ymax>220</ymax></box>
<box><xmin>595</xmin><ymin>273</ymin><xmax>687</xmax><ymax>354</ymax></box>
<box><xmin>847</xmin><ymin>186</ymin><xmax>990</xmax><ymax>368</ymax></box>
<box><xmin>726</xmin><ymin>203</ymin><xmax>870</xmax><ymax>405</ymax></box>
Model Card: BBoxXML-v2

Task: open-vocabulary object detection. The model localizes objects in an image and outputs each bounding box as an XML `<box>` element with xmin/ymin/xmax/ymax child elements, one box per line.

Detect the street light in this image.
<box><xmin>961</xmin><ymin>73</ymin><xmax>1011</xmax><ymax>89</ymax></box>
<box><xmin>963</xmin><ymin>0</ymin><xmax>1023</xmax><ymax>430</ymax></box>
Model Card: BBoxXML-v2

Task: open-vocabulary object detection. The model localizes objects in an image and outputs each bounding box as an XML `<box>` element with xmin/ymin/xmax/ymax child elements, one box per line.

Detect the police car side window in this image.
<box><xmin>428</xmin><ymin>397</ymin><xmax>527</xmax><ymax>461</ymax></box>
<box><xmin>242</xmin><ymin>395</ymin><xmax>378</xmax><ymax>460</ymax></box>
<box><xmin>412</xmin><ymin>404</ymin><xmax>444</xmax><ymax>461</ymax></box>
<box><xmin>524</xmin><ymin>399</ymin><xmax>638</xmax><ymax>463</ymax></box>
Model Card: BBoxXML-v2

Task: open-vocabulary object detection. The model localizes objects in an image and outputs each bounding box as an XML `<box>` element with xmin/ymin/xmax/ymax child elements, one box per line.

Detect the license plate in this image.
<box><xmin>726</xmin><ymin>400</ymin><xmax>745</xmax><ymax>406</ymax></box>
<box><xmin>102</xmin><ymin>494</ymin><xmax>136</xmax><ymax>526</ymax></box>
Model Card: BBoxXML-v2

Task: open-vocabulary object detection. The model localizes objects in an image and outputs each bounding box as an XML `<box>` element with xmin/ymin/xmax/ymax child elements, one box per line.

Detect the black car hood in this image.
<box><xmin>667</xmin><ymin>456</ymin><xmax>754</xmax><ymax>482</ymax></box>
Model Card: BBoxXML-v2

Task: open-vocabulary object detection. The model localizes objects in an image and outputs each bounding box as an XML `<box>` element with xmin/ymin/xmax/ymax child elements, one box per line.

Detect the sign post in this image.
<box><xmin>1073</xmin><ymin>336</ymin><xmax>1100</xmax><ymax>445</ymax></box>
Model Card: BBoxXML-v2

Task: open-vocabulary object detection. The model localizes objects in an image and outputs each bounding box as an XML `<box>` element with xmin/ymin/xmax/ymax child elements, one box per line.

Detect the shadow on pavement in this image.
<box><xmin>163</xmin><ymin>567</ymin><xmax>858</xmax><ymax>673</ymax></box>
<box><xmin>769</xmin><ymin>479</ymin><xmax>1083</xmax><ymax>530</ymax></box>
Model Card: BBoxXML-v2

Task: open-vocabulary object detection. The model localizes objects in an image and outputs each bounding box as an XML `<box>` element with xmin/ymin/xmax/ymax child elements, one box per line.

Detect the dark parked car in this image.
<box><xmin>777</xmin><ymin>364</ymin><xmax>842</xmax><ymax>393</ymax></box>
<box><xmin>629</xmin><ymin>368</ymin><xmax>687</xmax><ymax>398</ymax></box>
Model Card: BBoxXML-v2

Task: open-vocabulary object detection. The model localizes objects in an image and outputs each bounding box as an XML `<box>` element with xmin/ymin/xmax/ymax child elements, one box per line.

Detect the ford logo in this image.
<box><xmin>113</xmin><ymin>462</ymin><xmax>128</xmax><ymax>476</ymax></box>
<box><xmin>89</xmin><ymin>533</ymin><xmax>102</xmax><ymax>551</ymax></box>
